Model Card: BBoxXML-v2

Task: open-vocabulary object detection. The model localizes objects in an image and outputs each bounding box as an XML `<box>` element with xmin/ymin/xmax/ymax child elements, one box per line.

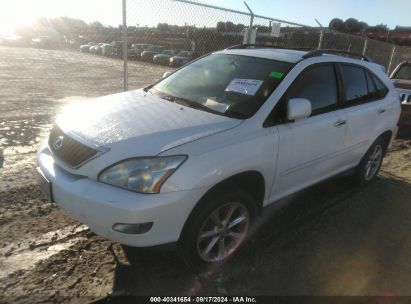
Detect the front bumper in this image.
<box><xmin>37</xmin><ymin>146</ymin><xmax>207</xmax><ymax>247</ymax></box>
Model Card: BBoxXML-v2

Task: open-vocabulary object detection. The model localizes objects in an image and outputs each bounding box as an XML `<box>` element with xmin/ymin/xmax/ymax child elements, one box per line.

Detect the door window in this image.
<box><xmin>286</xmin><ymin>64</ymin><xmax>338</xmax><ymax>114</ymax></box>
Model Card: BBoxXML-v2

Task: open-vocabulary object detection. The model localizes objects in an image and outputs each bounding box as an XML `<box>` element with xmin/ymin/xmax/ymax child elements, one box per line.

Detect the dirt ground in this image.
<box><xmin>1</xmin><ymin>46</ymin><xmax>411</xmax><ymax>303</ymax></box>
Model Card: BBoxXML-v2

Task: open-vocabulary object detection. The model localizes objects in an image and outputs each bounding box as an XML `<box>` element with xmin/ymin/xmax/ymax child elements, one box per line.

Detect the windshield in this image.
<box><xmin>163</xmin><ymin>50</ymin><xmax>175</xmax><ymax>55</ymax></box>
<box><xmin>393</xmin><ymin>63</ymin><xmax>411</xmax><ymax>80</ymax></box>
<box><xmin>149</xmin><ymin>53</ymin><xmax>293</xmax><ymax>119</ymax></box>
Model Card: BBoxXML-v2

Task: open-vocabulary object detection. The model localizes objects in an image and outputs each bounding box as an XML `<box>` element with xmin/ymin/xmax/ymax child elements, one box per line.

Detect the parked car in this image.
<box><xmin>80</xmin><ymin>42</ymin><xmax>97</xmax><ymax>53</ymax></box>
<box><xmin>128</xmin><ymin>43</ymin><xmax>152</xmax><ymax>60</ymax></box>
<box><xmin>390</xmin><ymin>61</ymin><xmax>411</xmax><ymax>126</ymax></box>
<box><xmin>153</xmin><ymin>50</ymin><xmax>179</xmax><ymax>65</ymax></box>
<box><xmin>140</xmin><ymin>45</ymin><xmax>164</xmax><ymax>62</ymax></box>
<box><xmin>95</xmin><ymin>43</ymin><xmax>110</xmax><ymax>55</ymax></box>
<box><xmin>110</xmin><ymin>41</ymin><xmax>124</xmax><ymax>57</ymax></box>
<box><xmin>90</xmin><ymin>43</ymin><xmax>105</xmax><ymax>54</ymax></box>
<box><xmin>101</xmin><ymin>44</ymin><xmax>115</xmax><ymax>57</ymax></box>
<box><xmin>37</xmin><ymin>47</ymin><xmax>400</xmax><ymax>271</ymax></box>
<box><xmin>31</xmin><ymin>36</ymin><xmax>56</xmax><ymax>49</ymax></box>
<box><xmin>169</xmin><ymin>51</ymin><xmax>193</xmax><ymax>67</ymax></box>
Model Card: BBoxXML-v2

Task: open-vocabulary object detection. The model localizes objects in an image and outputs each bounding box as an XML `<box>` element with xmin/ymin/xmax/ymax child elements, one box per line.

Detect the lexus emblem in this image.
<box><xmin>53</xmin><ymin>136</ymin><xmax>64</xmax><ymax>150</ymax></box>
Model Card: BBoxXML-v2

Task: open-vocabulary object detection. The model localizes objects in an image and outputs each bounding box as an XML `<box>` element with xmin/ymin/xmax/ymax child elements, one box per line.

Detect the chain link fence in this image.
<box><xmin>1</xmin><ymin>0</ymin><xmax>411</xmax><ymax>100</ymax></box>
<box><xmin>124</xmin><ymin>0</ymin><xmax>411</xmax><ymax>83</ymax></box>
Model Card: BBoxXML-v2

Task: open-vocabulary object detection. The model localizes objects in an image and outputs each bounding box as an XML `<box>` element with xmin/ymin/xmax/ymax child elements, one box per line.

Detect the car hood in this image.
<box><xmin>56</xmin><ymin>89</ymin><xmax>242</xmax><ymax>157</ymax></box>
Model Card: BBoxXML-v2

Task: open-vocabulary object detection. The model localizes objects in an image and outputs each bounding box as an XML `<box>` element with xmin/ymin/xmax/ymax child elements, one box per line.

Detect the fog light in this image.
<box><xmin>112</xmin><ymin>222</ymin><xmax>153</xmax><ymax>234</ymax></box>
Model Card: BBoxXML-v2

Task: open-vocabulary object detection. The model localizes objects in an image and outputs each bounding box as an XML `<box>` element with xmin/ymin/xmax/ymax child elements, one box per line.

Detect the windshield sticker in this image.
<box><xmin>225</xmin><ymin>79</ymin><xmax>263</xmax><ymax>96</ymax></box>
<box><xmin>269</xmin><ymin>71</ymin><xmax>285</xmax><ymax>79</ymax></box>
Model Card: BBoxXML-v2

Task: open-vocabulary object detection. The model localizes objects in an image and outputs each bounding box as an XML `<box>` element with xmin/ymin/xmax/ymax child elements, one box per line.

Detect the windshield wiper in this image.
<box><xmin>148</xmin><ymin>90</ymin><xmax>237</xmax><ymax>117</ymax></box>
<box><xmin>154</xmin><ymin>94</ymin><xmax>223</xmax><ymax>115</ymax></box>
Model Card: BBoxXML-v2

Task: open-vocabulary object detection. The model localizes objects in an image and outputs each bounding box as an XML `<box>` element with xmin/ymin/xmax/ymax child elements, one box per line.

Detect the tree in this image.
<box><xmin>216</xmin><ymin>21</ymin><xmax>225</xmax><ymax>32</ymax></box>
<box><xmin>157</xmin><ymin>23</ymin><xmax>169</xmax><ymax>32</ymax></box>
<box><xmin>225</xmin><ymin>21</ymin><xmax>236</xmax><ymax>32</ymax></box>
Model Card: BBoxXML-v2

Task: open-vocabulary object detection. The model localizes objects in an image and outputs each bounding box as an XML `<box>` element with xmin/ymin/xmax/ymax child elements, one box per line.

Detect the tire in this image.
<box><xmin>353</xmin><ymin>137</ymin><xmax>387</xmax><ymax>186</ymax></box>
<box><xmin>178</xmin><ymin>186</ymin><xmax>257</xmax><ymax>272</ymax></box>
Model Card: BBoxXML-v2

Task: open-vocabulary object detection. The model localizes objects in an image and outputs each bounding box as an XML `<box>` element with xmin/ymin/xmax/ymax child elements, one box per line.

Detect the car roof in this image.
<box><xmin>217</xmin><ymin>48</ymin><xmax>309</xmax><ymax>63</ymax></box>
<box><xmin>217</xmin><ymin>47</ymin><xmax>377</xmax><ymax>65</ymax></box>
<box><xmin>216</xmin><ymin>48</ymin><xmax>386</xmax><ymax>73</ymax></box>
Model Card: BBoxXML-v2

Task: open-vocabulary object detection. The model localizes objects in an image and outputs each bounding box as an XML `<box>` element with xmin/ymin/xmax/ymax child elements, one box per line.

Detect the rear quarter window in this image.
<box><xmin>341</xmin><ymin>64</ymin><xmax>388</xmax><ymax>105</ymax></box>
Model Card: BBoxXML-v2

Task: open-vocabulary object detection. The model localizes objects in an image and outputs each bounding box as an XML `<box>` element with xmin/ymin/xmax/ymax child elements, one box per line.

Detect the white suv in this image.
<box><xmin>37</xmin><ymin>46</ymin><xmax>401</xmax><ymax>270</ymax></box>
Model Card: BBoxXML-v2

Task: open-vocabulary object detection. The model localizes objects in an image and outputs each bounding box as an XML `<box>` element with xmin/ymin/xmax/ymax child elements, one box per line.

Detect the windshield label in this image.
<box><xmin>269</xmin><ymin>71</ymin><xmax>285</xmax><ymax>79</ymax></box>
<box><xmin>225</xmin><ymin>79</ymin><xmax>263</xmax><ymax>96</ymax></box>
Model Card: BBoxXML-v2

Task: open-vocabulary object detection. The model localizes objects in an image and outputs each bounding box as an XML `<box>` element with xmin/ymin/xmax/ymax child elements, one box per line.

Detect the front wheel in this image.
<box><xmin>354</xmin><ymin>137</ymin><xmax>386</xmax><ymax>185</ymax></box>
<box><xmin>178</xmin><ymin>187</ymin><xmax>257</xmax><ymax>271</ymax></box>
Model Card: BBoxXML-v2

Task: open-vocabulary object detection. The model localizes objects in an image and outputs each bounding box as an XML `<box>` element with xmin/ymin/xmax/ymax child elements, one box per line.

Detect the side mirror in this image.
<box><xmin>287</xmin><ymin>98</ymin><xmax>312</xmax><ymax>121</ymax></box>
<box><xmin>162</xmin><ymin>70</ymin><xmax>173</xmax><ymax>78</ymax></box>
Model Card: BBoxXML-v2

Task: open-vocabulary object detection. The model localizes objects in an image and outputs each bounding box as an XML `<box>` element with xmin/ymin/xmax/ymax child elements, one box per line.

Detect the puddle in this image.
<box><xmin>0</xmin><ymin>237</ymin><xmax>85</xmax><ymax>279</ymax></box>
<box><xmin>0</xmin><ymin>225</ymin><xmax>88</xmax><ymax>279</ymax></box>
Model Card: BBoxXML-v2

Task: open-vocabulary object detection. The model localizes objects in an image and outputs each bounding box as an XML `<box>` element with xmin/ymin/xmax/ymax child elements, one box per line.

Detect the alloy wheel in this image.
<box><xmin>196</xmin><ymin>202</ymin><xmax>250</xmax><ymax>262</ymax></box>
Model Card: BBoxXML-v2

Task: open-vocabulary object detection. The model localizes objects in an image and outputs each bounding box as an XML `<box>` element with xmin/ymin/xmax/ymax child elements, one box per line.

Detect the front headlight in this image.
<box><xmin>98</xmin><ymin>156</ymin><xmax>187</xmax><ymax>194</ymax></box>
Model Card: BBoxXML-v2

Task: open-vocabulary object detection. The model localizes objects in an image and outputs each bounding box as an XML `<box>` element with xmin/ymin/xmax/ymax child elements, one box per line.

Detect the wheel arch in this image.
<box><xmin>179</xmin><ymin>170</ymin><xmax>266</xmax><ymax>240</ymax></box>
<box><xmin>378</xmin><ymin>130</ymin><xmax>393</xmax><ymax>154</ymax></box>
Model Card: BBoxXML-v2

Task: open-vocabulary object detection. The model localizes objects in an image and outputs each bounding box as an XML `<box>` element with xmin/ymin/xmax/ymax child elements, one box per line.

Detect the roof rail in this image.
<box><xmin>302</xmin><ymin>49</ymin><xmax>373</xmax><ymax>62</ymax></box>
<box><xmin>226</xmin><ymin>44</ymin><xmax>314</xmax><ymax>51</ymax></box>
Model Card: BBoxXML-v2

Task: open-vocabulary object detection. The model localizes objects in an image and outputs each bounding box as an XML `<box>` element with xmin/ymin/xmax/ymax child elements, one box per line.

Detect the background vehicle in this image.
<box><xmin>37</xmin><ymin>47</ymin><xmax>400</xmax><ymax>271</ymax></box>
<box><xmin>90</xmin><ymin>43</ymin><xmax>105</xmax><ymax>54</ymax></box>
<box><xmin>141</xmin><ymin>45</ymin><xmax>164</xmax><ymax>62</ymax></box>
<box><xmin>128</xmin><ymin>43</ymin><xmax>152</xmax><ymax>60</ymax></box>
<box><xmin>153</xmin><ymin>49</ymin><xmax>178</xmax><ymax>65</ymax></box>
<box><xmin>80</xmin><ymin>42</ymin><xmax>97</xmax><ymax>53</ymax></box>
<box><xmin>110</xmin><ymin>41</ymin><xmax>124</xmax><ymax>58</ymax></box>
<box><xmin>31</xmin><ymin>36</ymin><xmax>54</xmax><ymax>49</ymax></box>
<box><xmin>101</xmin><ymin>44</ymin><xmax>115</xmax><ymax>57</ymax></box>
<box><xmin>391</xmin><ymin>61</ymin><xmax>411</xmax><ymax>126</ymax></box>
<box><xmin>169</xmin><ymin>51</ymin><xmax>193</xmax><ymax>66</ymax></box>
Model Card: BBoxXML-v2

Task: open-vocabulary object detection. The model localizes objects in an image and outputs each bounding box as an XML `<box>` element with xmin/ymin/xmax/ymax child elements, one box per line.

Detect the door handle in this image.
<box><xmin>334</xmin><ymin>120</ymin><xmax>346</xmax><ymax>127</ymax></box>
<box><xmin>378</xmin><ymin>108</ymin><xmax>386</xmax><ymax>114</ymax></box>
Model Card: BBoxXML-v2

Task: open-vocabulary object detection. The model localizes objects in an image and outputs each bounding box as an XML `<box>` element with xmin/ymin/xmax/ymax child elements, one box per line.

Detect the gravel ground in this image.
<box><xmin>1</xmin><ymin>46</ymin><xmax>411</xmax><ymax>303</ymax></box>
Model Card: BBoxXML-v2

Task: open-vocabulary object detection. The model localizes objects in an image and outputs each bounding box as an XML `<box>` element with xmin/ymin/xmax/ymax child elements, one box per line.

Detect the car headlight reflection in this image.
<box><xmin>98</xmin><ymin>156</ymin><xmax>187</xmax><ymax>194</ymax></box>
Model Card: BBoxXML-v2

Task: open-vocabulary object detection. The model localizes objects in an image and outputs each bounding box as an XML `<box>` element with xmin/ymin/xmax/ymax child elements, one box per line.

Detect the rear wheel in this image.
<box><xmin>354</xmin><ymin>137</ymin><xmax>386</xmax><ymax>185</ymax></box>
<box><xmin>178</xmin><ymin>187</ymin><xmax>257</xmax><ymax>271</ymax></box>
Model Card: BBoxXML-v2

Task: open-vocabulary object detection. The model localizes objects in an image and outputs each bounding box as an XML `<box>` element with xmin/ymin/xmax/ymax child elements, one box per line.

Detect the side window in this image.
<box><xmin>371</xmin><ymin>74</ymin><xmax>389</xmax><ymax>98</ymax></box>
<box><xmin>286</xmin><ymin>64</ymin><xmax>338</xmax><ymax>114</ymax></box>
<box><xmin>341</xmin><ymin>65</ymin><xmax>388</xmax><ymax>105</ymax></box>
<box><xmin>341</xmin><ymin>65</ymin><xmax>369</xmax><ymax>104</ymax></box>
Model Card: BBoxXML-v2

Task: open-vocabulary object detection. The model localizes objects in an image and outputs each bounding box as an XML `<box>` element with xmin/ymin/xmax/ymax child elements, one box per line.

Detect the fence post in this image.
<box><xmin>362</xmin><ymin>38</ymin><xmax>368</xmax><ymax>56</ymax></box>
<box><xmin>122</xmin><ymin>0</ymin><xmax>128</xmax><ymax>91</ymax></box>
<box><xmin>244</xmin><ymin>1</ymin><xmax>254</xmax><ymax>44</ymax></box>
<box><xmin>317</xmin><ymin>29</ymin><xmax>324</xmax><ymax>49</ymax></box>
<box><xmin>387</xmin><ymin>45</ymin><xmax>396</xmax><ymax>74</ymax></box>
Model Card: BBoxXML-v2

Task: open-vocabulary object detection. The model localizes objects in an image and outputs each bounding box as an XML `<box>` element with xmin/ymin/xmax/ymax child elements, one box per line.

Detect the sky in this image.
<box><xmin>0</xmin><ymin>0</ymin><xmax>409</xmax><ymax>36</ymax></box>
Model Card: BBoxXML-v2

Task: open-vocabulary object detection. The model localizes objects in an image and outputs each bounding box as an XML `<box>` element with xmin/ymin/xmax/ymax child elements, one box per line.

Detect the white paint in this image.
<box><xmin>37</xmin><ymin>49</ymin><xmax>401</xmax><ymax>249</ymax></box>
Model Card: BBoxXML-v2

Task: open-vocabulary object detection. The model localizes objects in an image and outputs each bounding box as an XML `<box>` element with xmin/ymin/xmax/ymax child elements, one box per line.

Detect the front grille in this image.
<box><xmin>400</xmin><ymin>93</ymin><xmax>411</xmax><ymax>104</ymax></box>
<box><xmin>48</xmin><ymin>125</ymin><xmax>98</xmax><ymax>168</ymax></box>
